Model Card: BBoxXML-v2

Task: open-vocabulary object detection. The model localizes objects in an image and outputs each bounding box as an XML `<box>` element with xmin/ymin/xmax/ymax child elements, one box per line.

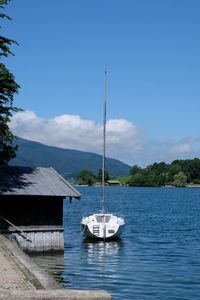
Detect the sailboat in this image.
<box><xmin>81</xmin><ymin>71</ymin><xmax>125</xmax><ymax>240</ymax></box>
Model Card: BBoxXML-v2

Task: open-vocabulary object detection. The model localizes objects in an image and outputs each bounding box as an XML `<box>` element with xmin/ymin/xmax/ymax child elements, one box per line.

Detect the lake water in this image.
<box><xmin>32</xmin><ymin>187</ymin><xmax>200</xmax><ymax>299</ymax></box>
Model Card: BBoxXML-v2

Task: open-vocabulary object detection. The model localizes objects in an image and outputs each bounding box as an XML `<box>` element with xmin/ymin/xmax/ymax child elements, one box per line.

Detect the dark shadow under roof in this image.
<box><xmin>0</xmin><ymin>166</ymin><xmax>81</xmax><ymax>199</ymax></box>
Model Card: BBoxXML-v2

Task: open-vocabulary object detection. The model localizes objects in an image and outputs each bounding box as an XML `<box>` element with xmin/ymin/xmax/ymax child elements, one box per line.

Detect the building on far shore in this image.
<box><xmin>107</xmin><ymin>180</ymin><xmax>121</xmax><ymax>186</ymax></box>
<box><xmin>0</xmin><ymin>165</ymin><xmax>81</xmax><ymax>252</ymax></box>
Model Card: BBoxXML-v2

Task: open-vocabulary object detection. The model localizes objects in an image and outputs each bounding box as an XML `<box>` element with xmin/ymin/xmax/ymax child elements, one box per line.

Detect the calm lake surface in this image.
<box><xmin>32</xmin><ymin>187</ymin><xmax>200</xmax><ymax>299</ymax></box>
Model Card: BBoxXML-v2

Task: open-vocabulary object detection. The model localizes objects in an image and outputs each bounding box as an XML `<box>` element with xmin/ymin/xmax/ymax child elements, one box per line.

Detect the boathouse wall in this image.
<box><xmin>0</xmin><ymin>196</ymin><xmax>63</xmax><ymax>227</ymax></box>
<box><xmin>0</xmin><ymin>166</ymin><xmax>81</xmax><ymax>252</ymax></box>
<box><xmin>0</xmin><ymin>195</ymin><xmax>64</xmax><ymax>252</ymax></box>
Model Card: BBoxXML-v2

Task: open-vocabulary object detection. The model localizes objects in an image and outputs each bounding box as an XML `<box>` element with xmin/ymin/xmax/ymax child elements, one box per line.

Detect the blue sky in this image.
<box><xmin>3</xmin><ymin>0</ymin><xmax>200</xmax><ymax>166</ymax></box>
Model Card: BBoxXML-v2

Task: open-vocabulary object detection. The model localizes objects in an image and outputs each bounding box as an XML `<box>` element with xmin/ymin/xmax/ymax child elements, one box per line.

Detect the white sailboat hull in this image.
<box><xmin>81</xmin><ymin>213</ymin><xmax>125</xmax><ymax>240</ymax></box>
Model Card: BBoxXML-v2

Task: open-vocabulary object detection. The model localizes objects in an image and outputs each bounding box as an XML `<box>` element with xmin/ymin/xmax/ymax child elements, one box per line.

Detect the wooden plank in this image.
<box><xmin>8</xmin><ymin>230</ymin><xmax>64</xmax><ymax>252</ymax></box>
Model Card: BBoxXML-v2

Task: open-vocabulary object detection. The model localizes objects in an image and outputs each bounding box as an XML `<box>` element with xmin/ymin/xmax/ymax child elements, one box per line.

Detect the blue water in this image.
<box><xmin>33</xmin><ymin>187</ymin><xmax>200</xmax><ymax>299</ymax></box>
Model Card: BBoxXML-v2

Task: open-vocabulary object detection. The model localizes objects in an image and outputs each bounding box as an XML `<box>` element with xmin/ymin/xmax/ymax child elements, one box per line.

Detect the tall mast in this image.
<box><xmin>100</xmin><ymin>70</ymin><xmax>107</xmax><ymax>213</ymax></box>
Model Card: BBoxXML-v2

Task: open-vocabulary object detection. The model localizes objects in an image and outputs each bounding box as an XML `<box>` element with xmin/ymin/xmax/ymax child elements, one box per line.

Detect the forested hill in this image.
<box><xmin>10</xmin><ymin>138</ymin><xmax>131</xmax><ymax>178</ymax></box>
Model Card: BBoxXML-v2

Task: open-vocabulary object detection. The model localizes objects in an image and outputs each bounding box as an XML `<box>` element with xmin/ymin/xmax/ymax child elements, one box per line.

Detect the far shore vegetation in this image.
<box><xmin>77</xmin><ymin>158</ymin><xmax>200</xmax><ymax>188</ymax></box>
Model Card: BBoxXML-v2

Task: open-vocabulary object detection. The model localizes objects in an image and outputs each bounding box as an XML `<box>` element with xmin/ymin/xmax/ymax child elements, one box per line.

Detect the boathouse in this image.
<box><xmin>0</xmin><ymin>166</ymin><xmax>81</xmax><ymax>252</ymax></box>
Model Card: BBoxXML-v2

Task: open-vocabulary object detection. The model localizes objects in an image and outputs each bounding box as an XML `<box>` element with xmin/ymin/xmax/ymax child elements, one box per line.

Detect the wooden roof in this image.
<box><xmin>0</xmin><ymin>166</ymin><xmax>81</xmax><ymax>199</ymax></box>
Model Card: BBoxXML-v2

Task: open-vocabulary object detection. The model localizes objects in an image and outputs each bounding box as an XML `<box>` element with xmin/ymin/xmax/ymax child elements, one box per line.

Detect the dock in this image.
<box><xmin>0</xmin><ymin>234</ymin><xmax>112</xmax><ymax>300</ymax></box>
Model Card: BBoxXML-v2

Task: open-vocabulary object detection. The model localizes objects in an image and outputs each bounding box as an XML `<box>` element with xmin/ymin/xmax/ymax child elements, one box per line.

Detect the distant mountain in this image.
<box><xmin>10</xmin><ymin>138</ymin><xmax>131</xmax><ymax>178</ymax></box>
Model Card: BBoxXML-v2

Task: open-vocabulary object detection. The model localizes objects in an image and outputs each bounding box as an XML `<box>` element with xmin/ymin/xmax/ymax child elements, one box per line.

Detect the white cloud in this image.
<box><xmin>169</xmin><ymin>143</ymin><xmax>191</xmax><ymax>154</ymax></box>
<box><xmin>10</xmin><ymin>111</ymin><xmax>143</xmax><ymax>164</ymax></box>
<box><xmin>9</xmin><ymin>110</ymin><xmax>200</xmax><ymax>166</ymax></box>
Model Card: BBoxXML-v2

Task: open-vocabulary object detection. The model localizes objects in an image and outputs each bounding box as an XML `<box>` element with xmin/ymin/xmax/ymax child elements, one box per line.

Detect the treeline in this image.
<box><xmin>128</xmin><ymin>158</ymin><xmax>200</xmax><ymax>187</ymax></box>
<box><xmin>77</xmin><ymin>169</ymin><xmax>110</xmax><ymax>186</ymax></box>
<box><xmin>77</xmin><ymin>158</ymin><xmax>200</xmax><ymax>187</ymax></box>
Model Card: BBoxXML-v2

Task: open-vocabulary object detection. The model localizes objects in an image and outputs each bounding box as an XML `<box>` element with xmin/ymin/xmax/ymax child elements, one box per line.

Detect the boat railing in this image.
<box><xmin>106</xmin><ymin>212</ymin><xmax>125</xmax><ymax>219</ymax></box>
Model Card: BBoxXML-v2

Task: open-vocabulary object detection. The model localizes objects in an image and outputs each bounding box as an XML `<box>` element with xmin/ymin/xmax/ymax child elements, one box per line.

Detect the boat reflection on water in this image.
<box><xmin>31</xmin><ymin>239</ymin><xmax>124</xmax><ymax>293</ymax></box>
<box><xmin>80</xmin><ymin>238</ymin><xmax>124</xmax><ymax>290</ymax></box>
<box><xmin>82</xmin><ymin>238</ymin><xmax>124</xmax><ymax>264</ymax></box>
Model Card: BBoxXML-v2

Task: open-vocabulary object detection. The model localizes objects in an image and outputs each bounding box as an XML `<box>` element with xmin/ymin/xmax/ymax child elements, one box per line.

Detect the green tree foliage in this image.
<box><xmin>0</xmin><ymin>0</ymin><xmax>20</xmax><ymax>165</ymax></box>
<box><xmin>77</xmin><ymin>170</ymin><xmax>96</xmax><ymax>186</ymax></box>
<box><xmin>97</xmin><ymin>168</ymin><xmax>110</xmax><ymax>182</ymax></box>
<box><xmin>128</xmin><ymin>158</ymin><xmax>200</xmax><ymax>187</ymax></box>
<box><xmin>128</xmin><ymin>172</ymin><xmax>146</xmax><ymax>187</ymax></box>
<box><xmin>148</xmin><ymin>162</ymin><xmax>168</xmax><ymax>175</ymax></box>
<box><xmin>167</xmin><ymin>160</ymin><xmax>189</xmax><ymax>182</ymax></box>
<box><xmin>185</xmin><ymin>158</ymin><xmax>200</xmax><ymax>181</ymax></box>
<box><xmin>173</xmin><ymin>171</ymin><xmax>187</xmax><ymax>187</ymax></box>
<box><xmin>128</xmin><ymin>169</ymin><xmax>159</xmax><ymax>187</ymax></box>
<box><xmin>130</xmin><ymin>165</ymin><xmax>141</xmax><ymax>175</ymax></box>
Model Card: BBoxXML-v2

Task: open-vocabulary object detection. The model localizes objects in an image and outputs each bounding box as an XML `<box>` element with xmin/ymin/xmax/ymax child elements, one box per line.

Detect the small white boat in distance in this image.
<box><xmin>81</xmin><ymin>213</ymin><xmax>125</xmax><ymax>239</ymax></box>
<box><xmin>81</xmin><ymin>71</ymin><xmax>125</xmax><ymax>240</ymax></box>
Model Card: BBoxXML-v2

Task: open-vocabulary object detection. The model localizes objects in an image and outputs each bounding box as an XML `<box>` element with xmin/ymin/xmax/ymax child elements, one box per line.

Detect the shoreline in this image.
<box><xmin>0</xmin><ymin>234</ymin><xmax>111</xmax><ymax>299</ymax></box>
